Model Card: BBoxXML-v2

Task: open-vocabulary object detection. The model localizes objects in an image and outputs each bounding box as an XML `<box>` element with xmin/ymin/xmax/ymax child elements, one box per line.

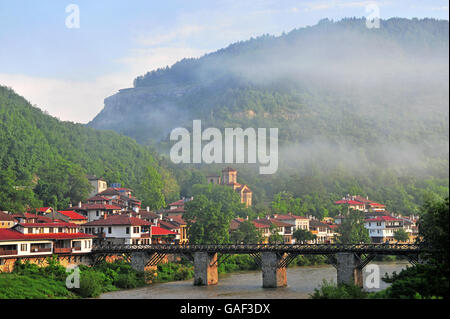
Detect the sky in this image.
<box><xmin>0</xmin><ymin>0</ymin><xmax>448</xmax><ymax>123</ymax></box>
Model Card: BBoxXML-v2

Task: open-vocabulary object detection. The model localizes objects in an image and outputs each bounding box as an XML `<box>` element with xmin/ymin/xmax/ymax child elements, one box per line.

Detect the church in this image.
<box><xmin>207</xmin><ymin>167</ymin><xmax>253</xmax><ymax>207</ymax></box>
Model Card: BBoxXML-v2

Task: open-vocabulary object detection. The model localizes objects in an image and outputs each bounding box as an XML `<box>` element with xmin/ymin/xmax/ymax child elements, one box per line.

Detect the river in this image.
<box><xmin>100</xmin><ymin>261</ymin><xmax>409</xmax><ymax>299</ymax></box>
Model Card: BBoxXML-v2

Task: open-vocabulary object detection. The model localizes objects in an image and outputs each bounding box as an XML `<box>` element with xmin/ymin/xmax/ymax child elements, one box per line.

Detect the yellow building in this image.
<box><xmin>0</xmin><ymin>211</ymin><xmax>16</xmax><ymax>229</ymax></box>
<box><xmin>208</xmin><ymin>167</ymin><xmax>253</xmax><ymax>207</ymax></box>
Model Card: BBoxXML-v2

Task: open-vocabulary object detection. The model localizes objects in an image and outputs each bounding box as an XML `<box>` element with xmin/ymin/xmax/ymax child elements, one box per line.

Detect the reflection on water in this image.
<box><xmin>100</xmin><ymin>262</ymin><xmax>409</xmax><ymax>299</ymax></box>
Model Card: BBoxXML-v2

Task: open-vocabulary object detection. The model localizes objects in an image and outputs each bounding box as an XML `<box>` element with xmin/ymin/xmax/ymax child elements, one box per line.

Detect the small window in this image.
<box><xmin>126</xmin><ymin>227</ymin><xmax>130</xmax><ymax>234</ymax></box>
<box><xmin>20</xmin><ymin>244</ymin><xmax>27</xmax><ymax>251</ymax></box>
<box><xmin>108</xmin><ymin>227</ymin><xmax>112</xmax><ymax>234</ymax></box>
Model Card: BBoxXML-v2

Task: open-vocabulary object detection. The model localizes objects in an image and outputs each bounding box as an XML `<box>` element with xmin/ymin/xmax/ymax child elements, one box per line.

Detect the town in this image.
<box><xmin>0</xmin><ymin>167</ymin><xmax>419</xmax><ymax>273</ymax></box>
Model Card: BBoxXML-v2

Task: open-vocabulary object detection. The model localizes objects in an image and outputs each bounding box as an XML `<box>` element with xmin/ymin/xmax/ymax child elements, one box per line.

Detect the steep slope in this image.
<box><xmin>0</xmin><ymin>86</ymin><xmax>179</xmax><ymax>211</ymax></box>
<box><xmin>90</xmin><ymin>18</ymin><xmax>448</xmax><ymax>151</ymax></box>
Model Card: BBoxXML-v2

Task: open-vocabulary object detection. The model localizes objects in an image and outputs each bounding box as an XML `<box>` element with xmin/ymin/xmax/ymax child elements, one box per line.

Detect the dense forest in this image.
<box><xmin>89</xmin><ymin>18</ymin><xmax>449</xmax><ymax>217</ymax></box>
<box><xmin>0</xmin><ymin>86</ymin><xmax>180</xmax><ymax>212</ymax></box>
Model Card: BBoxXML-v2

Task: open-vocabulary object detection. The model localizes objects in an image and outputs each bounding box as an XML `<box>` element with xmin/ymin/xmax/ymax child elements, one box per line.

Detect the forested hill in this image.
<box><xmin>0</xmin><ymin>86</ymin><xmax>179</xmax><ymax>212</ymax></box>
<box><xmin>89</xmin><ymin>17</ymin><xmax>448</xmax><ymax>149</ymax></box>
<box><xmin>88</xmin><ymin>17</ymin><xmax>448</xmax><ymax>216</ymax></box>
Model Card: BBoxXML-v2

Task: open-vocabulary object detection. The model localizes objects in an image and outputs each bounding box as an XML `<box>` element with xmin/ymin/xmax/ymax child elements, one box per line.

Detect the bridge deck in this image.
<box><xmin>91</xmin><ymin>243</ymin><xmax>421</xmax><ymax>255</ymax></box>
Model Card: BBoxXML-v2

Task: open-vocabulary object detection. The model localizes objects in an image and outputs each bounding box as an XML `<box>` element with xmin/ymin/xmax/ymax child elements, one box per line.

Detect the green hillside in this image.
<box><xmin>88</xmin><ymin>18</ymin><xmax>449</xmax><ymax>216</ymax></box>
<box><xmin>0</xmin><ymin>85</ymin><xmax>179</xmax><ymax>212</ymax></box>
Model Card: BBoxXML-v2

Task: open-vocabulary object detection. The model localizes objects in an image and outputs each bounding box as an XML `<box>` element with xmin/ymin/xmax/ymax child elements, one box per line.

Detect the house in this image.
<box><xmin>87</xmin><ymin>175</ymin><xmax>108</xmax><ymax>197</ymax></box>
<box><xmin>364</xmin><ymin>216</ymin><xmax>405</xmax><ymax>243</ymax></box>
<box><xmin>252</xmin><ymin>217</ymin><xmax>293</xmax><ymax>244</ymax></box>
<box><xmin>273</xmin><ymin>214</ymin><xmax>309</xmax><ymax>231</ymax></box>
<box><xmin>309</xmin><ymin>219</ymin><xmax>335</xmax><ymax>244</ymax></box>
<box><xmin>0</xmin><ymin>211</ymin><xmax>16</xmax><ymax>229</ymax></box>
<box><xmin>335</xmin><ymin>195</ymin><xmax>386</xmax><ymax>213</ymax></box>
<box><xmin>82</xmin><ymin>214</ymin><xmax>151</xmax><ymax>245</ymax></box>
<box><xmin>208</xmin><ymin>167</ymin><xmax>253</xmax><ymax>207</ymax></box>
<box><xmin>96</xmin><ymin>187</ymin><xmax>142</xmax><ymax>211</ymax></box>
<box><xmin>134</xmin><ymin>209</ymin><xmax>160</xmax><ymax>225</ymax></box>
<box><xmin>80</xmin><ymin>203</ymin><xmax>122</xmax><ymax>222</ymax></box>
<box><xmin>0</xmin><ymin>222</ymin><xmax>95</xmax><ymax>259</ymax></box>
<box><xmin>50</xmin><ymin>211</ymin><xmax>88</xmax><ymax>225</ymax></box>
<box><xmin>151</xmin><ymin>226</ymin><xmax>178</xmax><ymax>244</ymax></box>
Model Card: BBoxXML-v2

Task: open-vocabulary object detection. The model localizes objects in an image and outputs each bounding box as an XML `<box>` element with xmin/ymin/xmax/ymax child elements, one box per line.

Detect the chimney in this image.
<box><xmin>246</xmin><ymin>216</ymin><xmax>249</xmax><ymax>220</ymax></box>
<box><xmin>256</xmin><ymin>216</ymin><xmax>260</xmax><ymax>220</ymax></box>
<box><xmin>78</xmin><ymin>201</ymin><xmax>82</xmax><ymax>208</ymax></box>
<box><xmin>266</xmin><ymin>215</ymin><xmax>270</xmax><ymax>220</ymax></box>
<box><xmin>69</xmin><ymin>203</ymin><xmax>72</xmax><ymax>208</ymax></box>
<box><xmin>146</xmin><ymin>206</ymin><xmax>150</xmax><ymax>212</ymax></box>
<box><xmin>103</xmin><ymin>213</ymin><xmax>107</xmax><ymax>220</ymax></box>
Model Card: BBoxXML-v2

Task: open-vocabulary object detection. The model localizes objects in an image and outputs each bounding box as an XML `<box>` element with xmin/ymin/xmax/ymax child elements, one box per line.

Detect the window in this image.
<box><xmin>49</xmin><ymin>227</ymin><xmax>54</xmax><ymax>233</ymax></box>
<box><xmin>133</xmin><ymin>226</ymin><xmax>139</xmax><ymax>233</ymax></box>
<box><xmin>20</xmin><ymin>244</ymin><xmax>27</xmax><ymax>251</ymax></box>
<box><xmin>96</xmin><ymin>211</ymin><xmax>99</xmax><ymax>217</ymax></box>
<box><xmin>126</xmin><ymin>227</ymin><xmax>130</xmax><ymax>234</ymax></box>
<box><xmin>108</xmin><ymin>227</ymin><xmax>112</xmax><ymax>234</ymax></box>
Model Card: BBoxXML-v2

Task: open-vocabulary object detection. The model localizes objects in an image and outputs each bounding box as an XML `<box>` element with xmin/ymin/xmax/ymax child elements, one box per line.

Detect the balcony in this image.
<box><xmin>30</xmin><ymin>247</ymin><xmax>52</xmax><ymax>253</ymax></box>
<box><xmin>0</xmin><ymin>250</ymin><xmax>18</xmax><ymax>256</ymax></box>
<box><xmin>53</xmin><ymin>247</ymin><xmax>72</xmax><ymax>254</ymax></box>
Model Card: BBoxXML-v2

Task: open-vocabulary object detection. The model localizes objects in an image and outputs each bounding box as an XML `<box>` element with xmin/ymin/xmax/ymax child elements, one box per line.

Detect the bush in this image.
<box><xmin>310</xmin><ymin>280</ymin><xmax>367</xmax><ymax>299</ymax></box>
<box><xmin>75</xmin><ymin>271</ymin><xmax>106</xmax><ymax>298</ymax></box>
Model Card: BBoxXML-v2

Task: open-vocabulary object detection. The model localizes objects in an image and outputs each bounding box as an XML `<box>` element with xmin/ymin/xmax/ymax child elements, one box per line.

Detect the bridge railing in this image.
<box><xmin>91</xmin><ymin>243</ymin><xmax>421</xmax><ymax>254</ymax></box>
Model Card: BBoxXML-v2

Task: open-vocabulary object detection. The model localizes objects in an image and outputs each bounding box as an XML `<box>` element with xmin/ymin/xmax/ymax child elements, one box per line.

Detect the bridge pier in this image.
<box><xmin>130</xmin><ymin>252</ymin><xmax>151</xmax><ymax>272</ymax></box>
<box><xmin>261</xmin><ymin>252</ymin><xmax>287</xmax><ymax>288</ymax></box>
<box><xmin>193</xmin><ymin>252</ymin><xmax>218</xmax><ymax>286</ymax></box>
<box><xmin>336</xmin><ymin>252</ymin><xmax>363</xmax><ymax>287</ymax></box>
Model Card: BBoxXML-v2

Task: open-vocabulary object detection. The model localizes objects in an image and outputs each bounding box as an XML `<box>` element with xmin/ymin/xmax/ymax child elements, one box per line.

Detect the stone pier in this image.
<box><xmin>193</xmin><ymin>252</ymin><xmax>218</xmax><ymax>286</ymax></box>
<box><xmin>261</xmin><ymin>252</ymin><xmax>287</xmax><ymax>288</ymax></box>
<box><xmin>130</xmin><ymin>252</ymin><xmax>151</xmax><ymax>272</ymax></box>
<box><xmin>336</xmin><ymin>252</ymin><xmax>363</xmax><ymax>287</ymax></box>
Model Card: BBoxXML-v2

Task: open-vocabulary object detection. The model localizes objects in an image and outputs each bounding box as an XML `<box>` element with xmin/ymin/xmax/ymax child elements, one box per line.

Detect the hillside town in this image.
<box><xmin>0</xmin><ymin>167</ymin><xmax>419</xmax><ymax>268</ymax></box>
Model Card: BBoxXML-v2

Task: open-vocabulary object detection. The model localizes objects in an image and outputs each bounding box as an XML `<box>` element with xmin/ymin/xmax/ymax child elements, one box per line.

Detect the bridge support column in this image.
<box><xmin>336</xmin><ymin>252</ymin><xmax>363</xmax><ymax>287</ymax></box>
<box><xmin>261</xmin><ymin>252</ymin><xmax>287</xmax><ymax>288</ymax></box>
<box><xmin>193</xmin><ymin>252</ymin><xmax>218</xmax><ymax>286</ymax></box>
<box><xmin>130</xmin><ymin>252</ymin><xmax>151</xmax><ymax>272</ymax></box>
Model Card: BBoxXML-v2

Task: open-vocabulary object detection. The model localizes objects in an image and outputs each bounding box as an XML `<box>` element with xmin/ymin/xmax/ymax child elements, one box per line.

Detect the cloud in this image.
<box><xmin>0</xmin><ymin>46</ymin><xmax>206</xmax><ymax>123</ymax></box>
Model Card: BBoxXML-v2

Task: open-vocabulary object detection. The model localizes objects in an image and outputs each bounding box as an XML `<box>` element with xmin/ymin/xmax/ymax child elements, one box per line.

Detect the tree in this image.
<box><xmin>230</xmin><ymin>220</ymin><xmax>262</xmax><ymax>244</ymax></box>
<box><xmin>271</xmin><ymin>191</ymin><xmax>302</xmax><ymax>215</ymax></box>
<box><xmin>393</xmin><ymin>228</ymin><xmax>409</xmax><ymax>243</ymax></box>
<box><xmin>376</xmin><ymin>196</ymin><xmax>449</xmax><ymax>299</ymax></box>
<box><xmin>268</xmin><ymin>224</ymin><xmax>284</xmax><ymax>244</ymax></box>
<box><xmin>336</xmin><ymin>209</ymin><xmax>371</xmax><ymax>244</ymax></box>
<box><xmin>137</xmin><ymin>165</ymin><xmax>166</xmax><ymax>210</ymax></box>
<box><xmin>184</xmin><ymin>185</ymin><xmax>242</xmax><ymax>244</ymax></box>
<box><xmin>293</xmin><ymin>228</ymin><xmax>316</xmax><ymax>243</ymax></box>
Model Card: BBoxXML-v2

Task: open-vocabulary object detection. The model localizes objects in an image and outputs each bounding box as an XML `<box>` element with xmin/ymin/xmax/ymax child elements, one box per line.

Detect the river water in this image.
<box><xmin>100</xmin><ymin>261</ymin><xmax>409</xmax><ymax>299</ymax></box>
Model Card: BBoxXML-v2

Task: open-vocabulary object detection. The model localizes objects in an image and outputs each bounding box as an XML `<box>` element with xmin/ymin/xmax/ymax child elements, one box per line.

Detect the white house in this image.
<box><xmin>82</xmin><ymin>214</ymin><xmax>152</xmax><ymax>245</ymax></box>
<box><xmin>364</xmin><ymin>216</ymin><xmax>404</xmax><ymax>243</ymax></box>
<box><xmin>0</xmin><ymin>222</ymin><xmax>95</xmax><ymax>258</ymax></box>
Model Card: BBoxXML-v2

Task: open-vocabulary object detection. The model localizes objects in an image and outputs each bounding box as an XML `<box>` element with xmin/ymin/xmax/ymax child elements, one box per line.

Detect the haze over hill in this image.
<box><xmin>89</xmin><ymin>18</ymin><xmax>449</xmax><ymax>180</ymax></box>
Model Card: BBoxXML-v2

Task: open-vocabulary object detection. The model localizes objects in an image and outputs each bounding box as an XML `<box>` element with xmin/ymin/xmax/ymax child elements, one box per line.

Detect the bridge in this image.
<box><xmin>91</xmin><ymin>243</ymin><xmax>423</xmax><ymax>288</ymax></box>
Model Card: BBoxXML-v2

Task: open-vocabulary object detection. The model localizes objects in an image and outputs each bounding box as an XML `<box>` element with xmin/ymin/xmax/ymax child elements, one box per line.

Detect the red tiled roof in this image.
<box><xmin>334</xmin><ymin>200</ymin><xmax>364</xmax><ymax>205</ymax></box>
<box><xmin>84</xmin><ymin>215</ymin><xmax>151</xmax><ymax>226</ymax></box>
<box><xmin>168</xmin><ymin>199</ymin><xmax>185</xmax><ymax>207</ymax></box>
<box><xmin>58</xmin><ymin>211</ymin><xmax>87</xmax><ymax>220</ymax></box>
<box><xmin>17</xmin><ymin>222</ymin><xmax>78</xmax><ymax>227</ymax></box>
<box><xmin>0</xmin><ymin>229</ymin><xmax>95</xmax><ymax>241</ymax></box>
<box><xmin>151</xmin><ymin>226</ymin><xmax>177</xmax><ymax>236</ymax></box>
<box><xmin>274</xmin><ymin>214</ymin><xmax>308</xmax><ymax>220</ymax></box>
<box><xmin>365</xmin><ymin>216</ymin><xmax>403</xmax><ymax>222</ymax></box>
<box><xmin>0</xmin><ymin>211</ymin><xmax>16</xmax><ymax>221</ymax></box>
<box><xmin>167</xmin><ymin>215</ymin><xmax>186</xmax><ymax>225</ymax></box>
<box><xmin>87</xmin><ymin>196</ymin><xmax>110</xmax><ymax>201</ymax></box>
<box><xmin>369</xmin><ymin>202</ymin><xmax>385</xmax><ymax>207</ymax></box>
<box><xmin>81</xmin><ymin>204</ymin><xmax>122</xmax><ymax>210</ymax></box>
<box><xmin>36</xmin><ymin>207</ymin><xmax>52</xmax><ymax>212</ymax></box>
